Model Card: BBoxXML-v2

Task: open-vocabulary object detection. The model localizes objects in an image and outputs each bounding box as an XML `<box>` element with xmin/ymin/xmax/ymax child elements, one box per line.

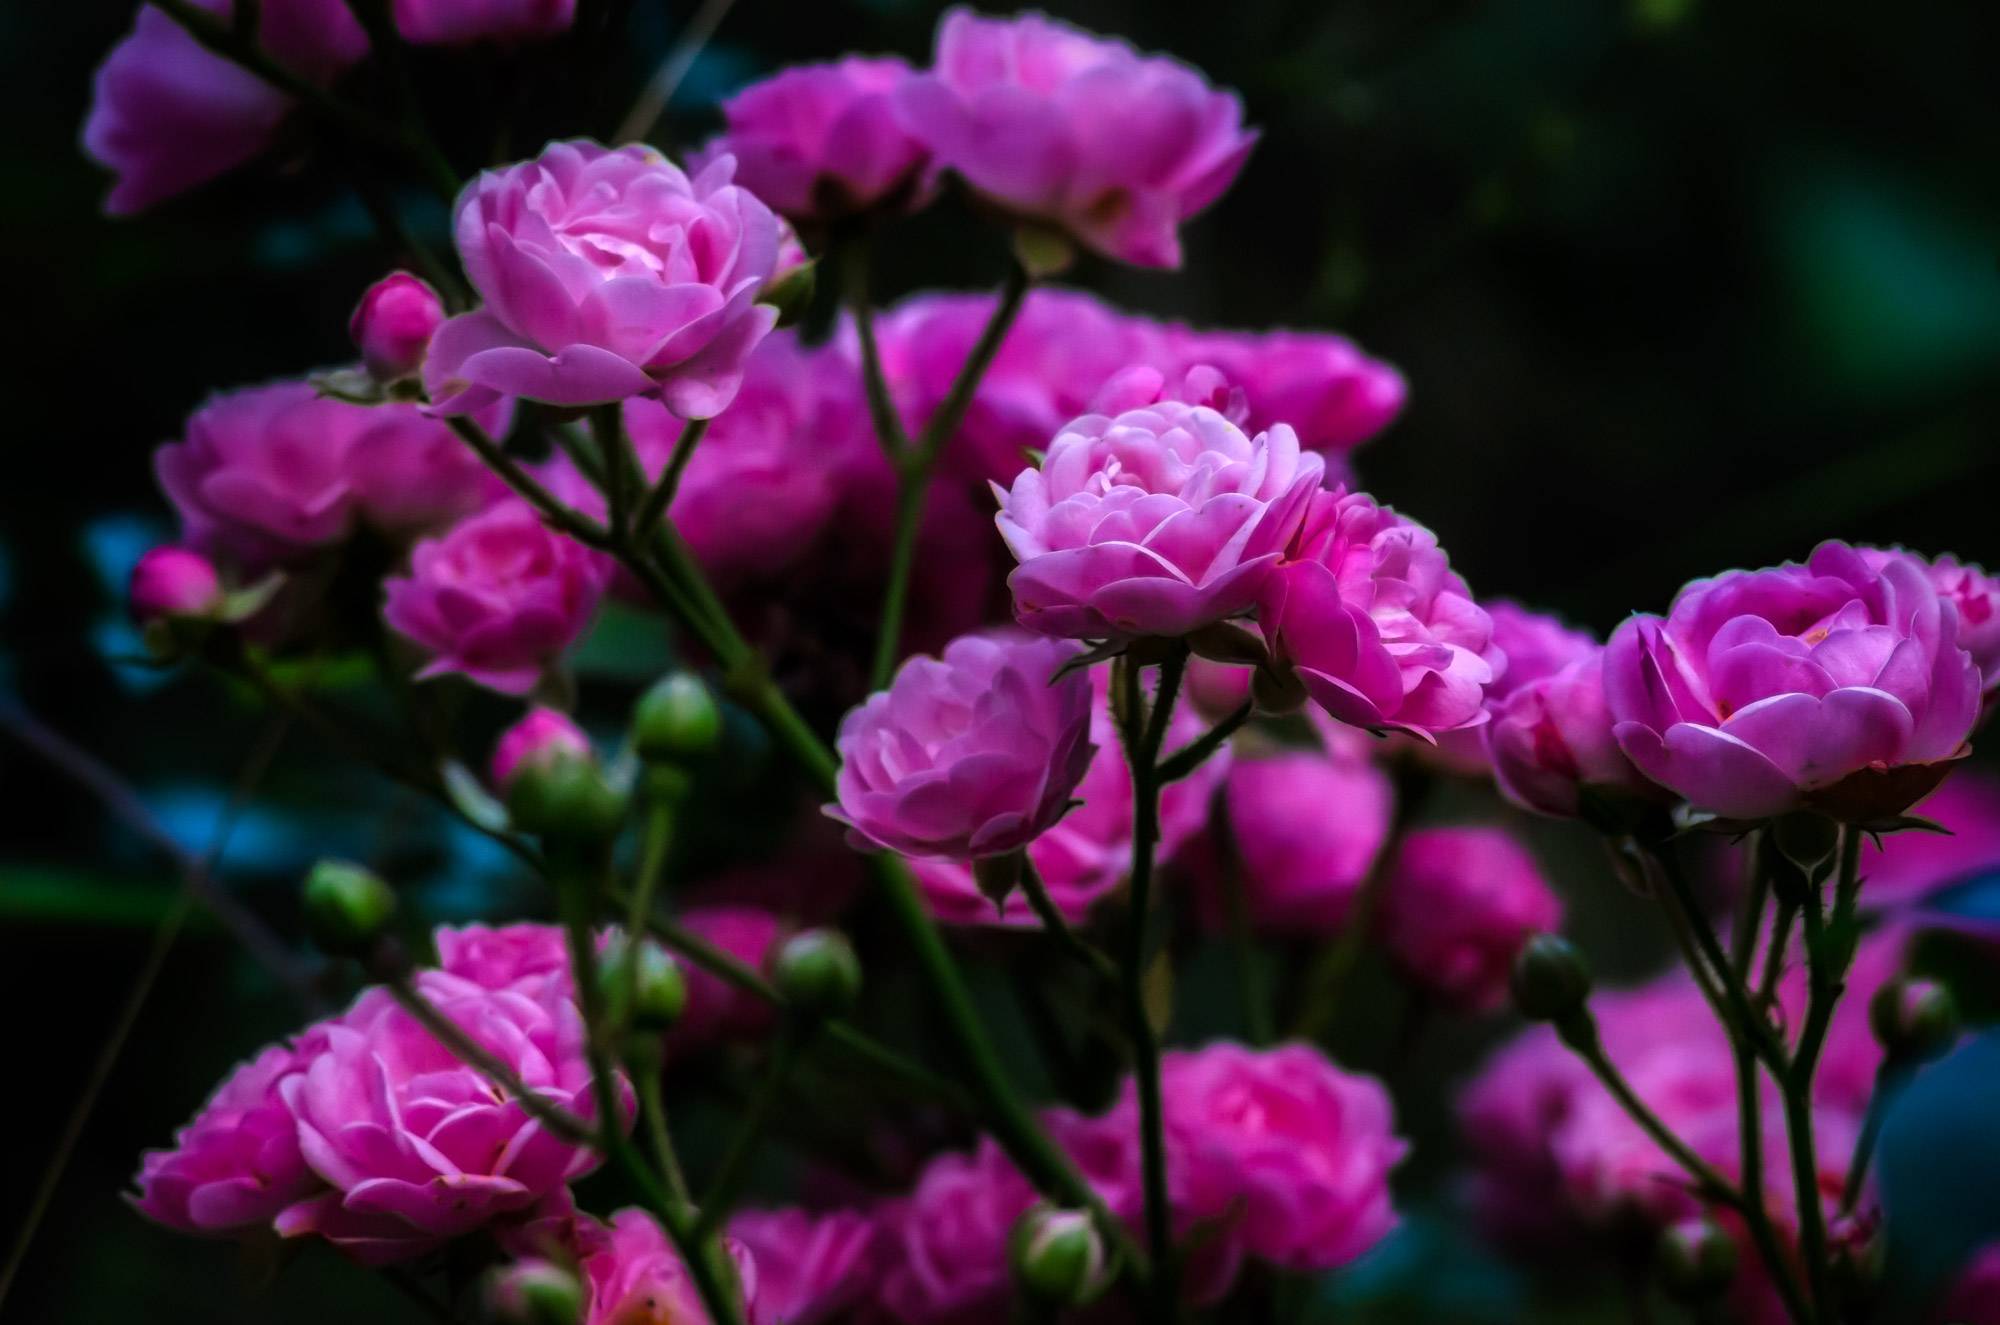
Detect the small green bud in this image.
<box><xmin>1869</xmin><ymin>977</ymin><xmax>1958</xmax><ymax>1063</ymax></box>
<box><xmin>773</xmin><ymin>929</ymin><xmax>861</xmax><ymax>1018</ymax></box>
<box><xmin>598</xmin><ymin>934</ymin><xmax>688</xmax><ymax>1031</ymax></box>
<box><xmin>1011</xmin><ymin>1206</ymin><xmax>1111</xmax><ymax>1307</ymax></box>
<box><xmin>507</xmin><ymin>752</ymin><xmax>628</xmax><ymax>841</ymax></box>
<box><xmin>1656</xmin><ymin>1216</ymin><xmax>1738</xmax><ymax>1301</ymax></box>
<box><xmin>633</xmin><ymin>672</ymin><xmax>723</xmax><ymax>763</ymax></box>
<box><xmin>302</xmin><ymin>859</ymin><xmax>397</xmax><ymax>957</ymax></box>
<box><xmin>1510</xmin><ymin>933</ymin><xmax>1592</xmax><ymax>1022</ymax></box>
<box><xmin>487</xmin><ymin>1259</ymin><xmax>583</xmax><ymax>1325</ymax></box>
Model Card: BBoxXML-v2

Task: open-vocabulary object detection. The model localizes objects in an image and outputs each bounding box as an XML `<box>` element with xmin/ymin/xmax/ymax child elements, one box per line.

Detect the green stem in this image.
<box><xmin>615</xmin><ymin>796</ymin><xmax>679</xmax><ymax>1037</ymax></box>
<box><xmin>1019</xmin><ymin>858</ymin><xmax>1119</xmax><ymax>984</ymax></box>
<box><xmin>630</xmin><ymin>418</ymin><xmax>711</xmax><ymax>542</ymax></box>
<box><xmin>1760</xmin><ymin>900</ymin><xmax>1799</xmax><ymax>1005</ymax></box>
<box><xmin>446</xmin><ymin>418</ymin><xmax>613</xmax><ymax>549</ymax></box>
<box><xmin>869</xmin><ymin>475</ymin><xmax>929</xmax><ymax>691</ymax></box>
<box><xmin>842</xmin><ymin>236</ymin><xmax>911</xmax><ymax>456</ymax></box>
<box><xmin>1212</xmin><ymin>785</ymin><xmax>1272</xmax><ymax>1046</ymax></box>
<box><xmin>592</xmin><ymin>404</ymin><xmax>633</xmax><ymax>539</ymax></box>
<box><xmin>635</xmin><ymin>1047</ymin><xmax>693</xmax><ymax>1209</ymax></box>
<box><xmin>1841</xmin><ymin>1062</ymin><xmax>1905</xmax><ymax>1216</ymax></box>
<box><xmin>1156</xmin><ymin>700</ymin><xmax>1253</xmax><ymax>783</ymax></box>
<box><xmin>1655</xmin><ymin>851</ymin><xmax>1790</xmax><ymax>1075</ymax></box>
<box><xmin>693</xmin><ymin>1029</ymin><xmax>804</xmax><ymax>1241</ymax></box>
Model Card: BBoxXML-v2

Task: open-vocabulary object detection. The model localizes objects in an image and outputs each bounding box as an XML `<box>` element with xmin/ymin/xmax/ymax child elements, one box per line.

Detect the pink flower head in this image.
<box><xmin>728</xmin><ymin>1207</ymin><xmax>880</xmax><ymax>1325</ymax></box>
<box><xmin>426</xmin><ymin>141</ymin><xmax>782</xmax><ymax>418</ymax></box>
<box><xmin>910</xmin><ymin>659</ymin><xmax>1224</xmax><ymax>925</ymax></box>
<box><xmin>1864</xmin><ymin>547</ymin><xmax>2000</xmax><ymax>711</ymax></box>
<box><xmin>577</xmin><ymin>1208</ymin><xmax>757</xmax><ymax>1325</ymax></box>
<box><xmin>434</xmin><ymin>921</ymin><xmax>573</xmax><ymax>996</ymax></box>
<box><xmin>1377</xmin><ymin>826</ymin><xmax>1562</xmax><ymax>1010</ymax></box>
<box><xmin>1604</xmin><ymin>541</ymin><xmax>1982</xmax><ymax>822</ymax></box>
<box><xmin>351</xmin><ymin>272</ymin><xmax>446</xmax><ymax>381</ymax></box>
<box><xmin>1862</xmin><ymin>770</ymin><xmax>2000</xmax><ymax>908</ymax></box>
<box><xmin>132</xmin><ymin>1045</ymin><xmax>317</xmax><ymax>1235</ymax></box>
<box><xmin>383</xmin><ymin>500</ymin><xmax>609</xmax><ymax>696</ymax></box>
<box><xmin>344</xmin><ymin>400</ymin><xmax>508</xmax><ymax>537</ymax></box>
<box><xmin>875</xmin><ymin>1136</ymin><xmax>1033</xmax><ymax>1322</ymax></box>
<box><xmin>489</xmin><ymin>709</ymin><xmax>593</xmax><ymax>792</ymax></box>
<box><xmin>1486</xmin><ymin>648</ymin><xmax>1665</xmax><ymax>821</ymax></box>
<box><xmin>82</xmin><ymin>0</ymin><xmax>368</xmax><ymax>215</ymax></box>
<box><xmin>693</xmin><ymin>58</ymin><xmax>931</xmax><ymax>222</ymax></box>
<box><xmin>1484</xmin><ymin>601</ymin><xmax>1599</xmax><ymax>703</ymax></box>
<box><xmin>276</xmin><ymin>972</ymin><xmax>617</xmax><ymax>1263</ymax></box>
<box><xmin>1187</xmin><ymin>749</ymin><xmax>1393</xmax><ymax>937</ymax></box>
<box><xmin>1159</xmin><ymin>325</ymin><xmax>1406</xmax><ymax>454</ymax></box>
<box><xmin>995</xmin><ymin>402</ymin><xmax>1323</xmax><ymax>641</ymax></box>
<box><xmin>129</xmin><ymin>546</ymin><xmax>224</xmax><ymax>623</ymax></box>
<box><xmin>392</xmin><ymin>0</ymin><xmax>576</xmax><ymax>45</ymax></box>
<box><xmin>1158</xmin><ymin>1042</ymin><xmax>1406</xmax><ymax>1274</ymax></box>
<box><xmin>1261</xmin><ymin>485</ymin><xmax>1496</xmax><ymax>740</ymax></box>
<box><xmin>668</xmin><ymin>905</ymin><xmax>784</xmax><ymax>1056</ymax></box>
<box><xmin>828</xmin><ymin>633</ymin><xmax>1095</xmax><ymax>860</ymax></box>
<box><xmin>895</xmin><ymin>9</ymin><xmax>1257</xmax><ymax>268</ymax></box>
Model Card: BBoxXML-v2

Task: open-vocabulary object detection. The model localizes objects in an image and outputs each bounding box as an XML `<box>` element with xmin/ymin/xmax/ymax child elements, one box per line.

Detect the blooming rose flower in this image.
<box><xmin>1604</xmin><ymin>541</ymin><xmax>1981</xmax><ymax>822</ymax></box>
<box><xmin>1376</xmin><ymin>826</ymin><xmax>1562</xmax><ymax>1010</ymax></box>
<box><xmin>1185</xmin><ymin>749</ymin><xmax>1393</xmax><ymax>937</ymax></box>
<box><xmin>995</xmin><ymin>402</ymin><xmax>1322</xmax><ymax>641</ymax></box>
<box><xmin>1863</xmin><ymin>547</ymin><xmax>2000</xmax><ymax>710</ymax></box>
<box><xmin>909</xmin><ymin>661</ymin><xmax>1224</xmax><ymax>925</ymax></box>
<box><xmin>82</xmin><ymin>0</ymin><xmax>368</xmax><ymax>215</ymax></box>
<box><xmin>1158</xmin><ymin>325</ymin><xmax>1406</xmax><ymax>454</ymax></box>
<box><xmin>129</xmin><ymin>546</ymin><xmax>224</xmax><ymax>623</ymax></box>
<box><xmin>729</xmin><ymin>1207</ymin><xmax>880</xmax><ymax>1324</ymax></box>
<box><xmin>575</xmin><ymin>1208</ymin><xmax>758</xmax><ymax>1325</ymax></box>
<box><xmin>132</xmin><ymin>1045</ymin><xmax>318</xmax><ymax>1235</ymax></box>
<box><xmin>693</xmin><ymin>58</ymin><xmax>931</xmax><ymax>222</ymax></box>
<box><xmin>489</xmin><ymin>709</ymin><xmax>593</xmax><ymax>792</ymax></box>
<box><xmin>425</xmin><ymin>141</ymin><xmax>781</xmax><ymax>418</ymax></box>
<box><xmin>383</xmin><ymin>500</ymin><xmax>609</xmax><ymax>695</ymax></box>
<box><xmin>874</xmin><ymin>1134</ymin><xmax>1032</xmax><ymax>1322</ymax></box>
<box><xmin>1484</xmin><ymin>602</ymin><xmax>1599</xmax><ymax>703</ymax></box>
<box><xmin>344</xmin><ymin>402</ymin><xmax>508</xmax><ymax>537</ymax></box>
<box><xmin>434</xmin><ymin>921</ymin><xmax>573</xmax><ymax>996</ymax></box>
<box><xmin>828</xmin><ymin>633</ymin><xmax>1095</xmax><ymax>861</ymax></box>
<box><xmin>1862</xmin><ymin>770</ymin><xmax>2000</xmax><ymax>909</ymax></box>
<box><xmin>1260</xmin><ymin>485</ymin><xmax>1496</xmax><ymax>739</ymax></box>
<box><xmin>895</xmin><ymin>9</ymin><xmax>1257</xmax><ymax>267</ymax></box>
<box><xmin>1486</xmin><ymin>648</ymin><xmax>1664</xmax><ymax>821</ymax></box>
<box><xmin>668</xmin><ymin>905</ymin><xmax>784</xmax><ymax>1056</ymax></box>
<box><xmin>392</xmin><ymin>0</ymin><xmax>575</xmax><ymax>44</ymax></box>
<box><xmin>351</xmin><ymin>272</ymin><xmax>446</xmax><ymax>381</ymax></box>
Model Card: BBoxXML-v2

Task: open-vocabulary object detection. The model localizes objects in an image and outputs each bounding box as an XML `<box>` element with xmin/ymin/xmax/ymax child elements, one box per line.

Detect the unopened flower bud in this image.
<box><xmin>1657</xmin><ymin>1217</ymin><xmax>1738</xmax><ymax>1301</ymax></box>
<box><xmin>598</xmin><ymin>934</ymin><xmax>687</xmax><ymax>1031</ymax></box>
<box><xmin>773</xmin><ymin>929</ymin><xmax>861</xmax><ymax>1018</ymax></box>
<box><xmin>1510</xmin><ymin>932</ymin><xmax>1592</xmax><ymax>1022</ymax></box>
<box><xmin>493</xmin><ymin>711</ymin><xmax>626</xmax><ymax>840</ymax></box>
<box><xmin>633</xmin><ymin>672</ymin><xmax>722</xmax><ymax>763</ymax></box>
<box><xmin>303</xmin><ymin>859</ymin><xmax>397</xmax><ymax>957</ymax></box>
<box><xmin>1870</xmin><ymin>977</ymin><xmax>1958</xmax><ymax>1063</ymax></box>
<box><xmin>1010</xmin><ymin>1206</ymin><xmax>1110</xmax><ymax>1307</ymax></box>
<box><xmin>972</xmin><ymin>850</ymin><xmax>1024</xmax><ymax>914</ymax></box>
<box><xmin>487</xmin><ymin>1258</ymin><xmax>583</xmax><ymax>1325</ymax></box>
<box><xmin>350</xmin><ymin>271</ymin><xmax>444</xmax><ymax>382</ymax></box>
<box><xmin>491</xmin><ymin>708</ymin><xmax>592</xmax><ymax>792</ymax></box>
<box><xmin>129</xmin><ymin>547</ymin><xmax>223</xmax><ymax>625</ymax></box>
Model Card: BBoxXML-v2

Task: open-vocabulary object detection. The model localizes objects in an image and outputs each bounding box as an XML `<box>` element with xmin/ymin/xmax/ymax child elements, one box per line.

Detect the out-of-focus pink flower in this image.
<box><xmin>488</xmin><ymin>709</ymin><xmax>593</xmax><ymax>793</ymax></box>
<box><xmin>693</xmin><ymin>58</ymin><xmax>930</xmax><ymax>222</ymax></box>
<box><xmin>828</xmin><ymin>633</ymin><xmax>1095</xmax><ymax>861</ymax></box>
<box><xmin>996</xmin><ymin>402</ymin><xmax>1322</xmax><ymax>641</ymax></box>
<box><xmin>1158</xmin><ymin>325</ymin><xmax>1405</xmax><ymax>454</ymax></box>
<box><xmin>351</xmin><ymin>272</ymin><xmax>446</xmax><ymax>381</ymax></box>
<box><xmin>1487</xmin><ymin>648</ymin><xmax>1664</xmax><ymax>821</ymax></box>
<box><xmin>1937</xmin><ymin>1243</ymin><xmax>2000</xmax><ymax>1325</ymax></box>
<box><xmin>129</xmin><ymin>546</ymin><xmax>224</xmax><ymax>623</ymax></box>
<box><xmin>1484</xmin><ymin>602</ymin><xmax>1599</xmax><ymax>704</ymax></box>
<box><xmin>383</xmin><ymin>501</ymin><xmax>609</xmax><ymax>695</ymax></box>
<box><xmin>82</xmin><ymin>0</ymin><xmax>368</xmax><ymax>215</ymax></box>
<box><xmin>1862</xmin><ymin>547</ymin><xmax>2000</xmax><ymax>712</ymax></box>
<box><xmin>1261</xmin><ymin>486</ymin><xmax>1496</xmax><ymax>740</ymax></box>
<box><xmin>1185</xmin><ymin>749</ymin><xmax>1393</xmax><ymax>937</ymax></box>
<box><xmin>425</xmin><ymin>141</ymin><xmax>781</xmax><ymax>418</ymax></box>
<box><xmin>434</xmin><ymin>921</ymin><xmax>573</xmax><ymax>997</ymax></box>
<box><xmin>1863</xmin><ymin>770</ymin><xmax>2000</xmax><ymax>909</ymax></box>
<box><xmin>895</xmin><ymin>9</ymin><xmax>1256</xmax><ymax>268</ymax></box>
<box><xmin>668</xmin><ymin>906</ymin><xmax>784</xmax><ymax>1056</ymax></box>
<box><xmin>132</xmin><ymin>1046</ymin><xmax>317</xmax><ymax>1235</ymax></box>
<box><xmin>392</xmin><ymin>0</ymin><xmax>575</xmax><ymax>44</ymax></box>
<box><xmin>344</xmin><ymin>402</ymin><xmax>508</xmax><ymax>537</ymax></box>
<box><xmin>729</xmin><ymin>1207</ymin><xmax>880</xmax><ymax>1325</ymax></box>
<box><xmin>275</xmin><ymin>972</ymin><xmax>615</xmax><ymax>1263</ymax></box>
<box><xmin>1605</xmin><ymin>542</ymin><xmax>1982</xmax><ymax>823</ymax></box>
<box><xmin>575</xmin><ymin>1208</ymin><xmax>757</xmax><ymax>1325</ymax></box>
<box><xmin>874</xmin><ymin>1135</ymin><xmax>1031</xmax><ymax>1323</ymax></box>
<box><xmin>1377</xmin><ymin>827</ymin><xmax>1561</xmax><ymax>1010</ymax></box>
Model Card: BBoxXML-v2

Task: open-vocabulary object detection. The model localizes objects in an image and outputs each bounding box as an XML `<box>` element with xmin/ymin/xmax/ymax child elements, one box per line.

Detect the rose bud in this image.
<box><xmin>302</xmin><ymin>859</ymin><xmax>397</xmax><ymax>958</ymax></box>
<box><xmin>1869</xmin><ymin>977</ymin><xmax>1958</xmax><ymax>1063</ymax></box>
<box><xmin>487</xmin><ymin>1259</ymin><xmax>584</xmax><ymax>1325</ymax></box>
<box><xmin>1510</xmin><ymin>933</ymin><xmax>1592</xmax><ymax>1023</ymax></box>
<box><xmin>129</xmin><ymin>546</ymin><xmax>224</xmax><ymax>625</ymax></box>
<box><xmin>350</xmin><ymin>272</ymin><xmax>445</xmax><ymax>382</ymax></box>
<box><xmin>633</xmin><ymin>672</ymin><xmax>722</xmax><ymax>763</ymax></box>
<box><xmin>1010</xmin><ymin>1207</ymin><xmax>1111</xmax><ymax>1307</ymax></box>
<box><xmin>773</xmin><ymin>929</ymin><xmax>861</xmax><ymax>1018</ymax></box>
<box><xmin>596</xmin><ymin>934</ymin><xmax>687</xmax><ymax>1031</ymax></box>
<box><xmin>1656</xmin><ymin>1217</ymin><xmax>1738</xmax><ymax>1302</ymax></box>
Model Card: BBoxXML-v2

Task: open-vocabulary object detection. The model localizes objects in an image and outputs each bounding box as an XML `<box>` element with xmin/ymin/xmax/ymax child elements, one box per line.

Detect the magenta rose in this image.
<box><xmin>894</xmin><ymin>9</ymin><xmax>1256</xmax><ymax>268</ymax></box>
<box><xmin>1487</xmin><ymin>648</ymin><xmax>1666</xmax><ymax>821</ymax></box>
<box><xmin>132</xmin><ymin>1045</ymin><xmax>318</xmax><ymax>1235</ymax></box>
<box><xmin>874</xmin><ymin>1136</ymin><xmax>1033</xmax><ymax>1323</ymax></box>
<box><xmin>1604</xmin><ymin>541</ymin><xmax>1981</xmax><ymax>822</ymax></box>
<box><xmin>434</xmin><ymin>921</ymin><xmax>573</xmax><ymax>996</ymax></box>
<box><xmin>392</xmin><ymin>0</ymin><xmax>575</xmax><ymax>44</ymax></box>
<box><xmin>693</xmin><ymin>58</ymin><xmax>931</xmax><ymax>222</ymax></box>
<box><xmin>828</xmin><ymin>633</ymin><xmax>1095</xmax><ymax>861</ymax></box>
<box><xmin>1483</xmin><ymin>601</ymin><xmax>1599</xmax><ymax>703</ymax></box>
<box><xmin>129</xmin><ymin>546</ymin><xmax>224</xmax><ymax>624</ymax></box>
<box><xmin>1377</xmin><ymin>826</ymin><xmax>1562</xmax><ymax>1011</ymax></box>
<box><xmin>1260</xmin><ymin>485</ymin><xmax>1497</xmax><ymax>739</ymax></box>
<box><xmin>574</xmin><ymin>1208</ymin><xmax>758</xmax><ymax>1325</ymax></box>
<box><xmin>667</xmin><ymin>905</ymin><xmax>784</xmax><ymax>1057</ymax></box>
<box><xmin>426</xmin><ymin>141</ymin><xmax>782</xmax><ymax>418</ymax></box>
<box><xmin>350</xmin><ymin>272</ymin><xmax>446</xmax><ymax>382</ymax></box>
<box><xmin>728</xmin><ymin>1207</ymin><xmax>880</xmax><ymax>1325</ymax></box>
<box><xmin>82</xmin><ymin>0</ymin><xmax>367</xmax><ymax>215</ymax></box>
<box><xmin>996</xmin><ymin>402</ymin><xmax>1323</xmax><ymax>641</ymax></box>
<box><xmin>1159</xmin><ymin>325</ymin><xmax>1406</xmax><ymax>454</ymax></box>
<box><xmin>383</xmin><ymin>500</ymin><xmax>609</xmax><ymax>695</ymax></box>
<box><xmin>1864</xmin><ymin>546</ymin><xmax>2000</xmax><ymax>710</ymax></box>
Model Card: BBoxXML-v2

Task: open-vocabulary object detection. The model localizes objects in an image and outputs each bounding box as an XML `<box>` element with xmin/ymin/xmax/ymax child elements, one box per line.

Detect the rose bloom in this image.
<box><xmin>383</xmin><ymin>500</ymin><xmax>609</xmax><ymax>696</ymax></box>
<box><xmin>83</xmin><ymin>0</ymin><xmax>367</xmax><ymax>215</ymax></box>
<box><xmin>1378</xmin><ymin>827</ymin><xmax>1562</xmax><ymax>1010</ymax></box>
<box><xmin>910</xmin><ymin>661</ymin><xmax>1225</xmax><ymax>925</ymax></box>
<box><xmin>1158</xmin><ymin>324</ymin><xmax>1406</xmax><ymax>455</ymax></box>
<box><xmin>434</xmin><ymin>921</ymin><xmax>573</xmax><ymax>996</ymax></box>
<box><xmin>426</xmin><ymin>141</ymin><xmax>781</xmax><ymax>418</ymax></box>
<box><xmin>132</xmin><ymin>1045</ymin><xmax>318</xmax><ymax>1235</ymax></box>
<box><xmin>873</xmin><ymin>1134</ymin><xmax>1035</xmax><ymax>1323</ymax></box>
<box><xmin>350</xmin><ymin>272</ymin><xmax>445</xmax><ymax>381</ymax></box>
<box><xmin>1605</xmin><ymin>541</ymin><xmax>1981</xmax><ymax>822</ymax></box>
<box><xmin>1260</xmin><ymin>485</ymin><xmax>1497</xmax><ymax>739</ymax></box>
<box><xmin>1486</xmin><ymin>647</ymin><xmax>1665</xmax><ymax>821</ymax></box>
<box><xmin>1862</xmin><ymin>769</ymin><xmax>2000</xmax><ymax>911</ymax></box>
<box><xmin>895</xmin><ymin>9</ymin><xmax>1256</xmax><ymax>268</ymax></box>
<box><xmin>828</xmin><ymin>633</ymin><xmax>1095</xmax><ymax>861</ymax></box>
<box><xmin>573</xmin><ymin>1208</ymin><xmax>758</xmax><ymax>1325</ymax></box>
<box><xmin>995</xmin><ymin>401</ymin><xmax>1323</xmax><ymax>641</ymax></box>
<box><xmin>1864</xmin><ymin>546</ymin><xmax>2000</xmax><ymax>710</ymax></box>
<box><xmin>692</xmin><ymin>58</ymin><xmax>931</xmax><ymax>222</ymax></box>
<box><xmin>393</xmin><ymin>0</ymin><xmax>575</xmax><ymax>44</ymax></box>
<box><xmin>728</xmin><ymin>1207</ymin><xmax>881</xmax><ymax>1325</ymax></box>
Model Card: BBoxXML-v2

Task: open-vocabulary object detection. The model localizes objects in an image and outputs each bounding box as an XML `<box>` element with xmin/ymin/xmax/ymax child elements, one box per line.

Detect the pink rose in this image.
<box><xmin>895</xmin><ymin>9</ymin><xmax>1257</xmax><ymax>267</ymax></box>
<box><xmin>82</xmin><ymin>0</ymin><xmax>368</xmax><ymax>215</ymax></box>
<box><xmin>1864</xmin><ymin>546</ymin><xmax>2000</xmax><ymax>711</ymax></box>
<box><xmin>1604</xmin><ymin>541</ymin><xmax>1981</xmax><ymax>822</ymax></box>
<box><xmin>350</xmin><ymin>272</ymin><xmax>446</xmax><ymax>381</ymax></box>
<box><xmin>1863</xmin><ymin>770</ymin><xmax>2000</xmax><ymax>908</ymax></box>
<box><xmin>1486</xmin><ymin>648</ymin><xmax>1664</xmax><ymax>821</ymax></box>
<box><xmin>1261</xmin><ymin>485</ymin><xmax>1497</xmax><ymax>739</ymax></box>
<box><xmin>488</xmin><ymin>709</ymin><xmax>594</xmax><ymax>793</ymax></box>
<box><xmin>576</xmin><ymin>1207</ymin><xmax>758</xmax><ymax>1325</ymax></box>
<box><xmin>1158</xmin><ymin>325</ymin><xmax>1406</xmax><ymax>454</ymax></box>
<box><xmin>1377</xmin><ymin>827</ymin><xmax>1562</xmax><ymax>1010</ymax></box>
<box><xmin>1484</xmin><ymin>601</ymin><xmax>1600</xmax><ymax>704</ymax></box>
<box><xmin>828</xmin><ymin>633</ymin><xmax>1095</xmax><ymax>861</ymax></box>
<box><xmin>383</xmin><ymin>500</ymin><xmax>609</xmax><ymax>695</ymax></box>
<box><xmin>129</xmin><ymin>546</ymin><xmax>224</xmax><ymax>623</ymax></box>
<box><xmin>995</xmin><ymin>401</ymin><xmax>1323</xmax><ymax>641</ymax></box>
<box><xmin>693</xmin><ymin>58</ymin><xmax>932</xmax><ymax>222</ymax></box>
<box><xmin>132</xmin><ymin>1045</ymin><xmax>317</xmax><ymax>1235</ymax></box>
<box><xmin>425</xmin><ymin>141</ymin><xmax>782</xmax><ymax>418</ymax></box>
<box><xmin>434</xmin><ymin>921</ymin><xmax>574</xmax><ymax>997</ymax></box>
<box><xmin>668</xmin><ymin>905</ymin><xmax>784</xmax><ymax>1056</ymax></box>
<box><xmin>875</xmin><ymin>1136</ymin><xmax>1032</xmax><ymax>1323</ymax></box>
<box><xmin>392</xmin><ymin>0</ymin><xmax>575</xmax><ymax>45</ymax></box>
<box><xmin>729</xmin><ymin>1207</ymin><xmax>880</xmax><ymax>1325</ymax></box>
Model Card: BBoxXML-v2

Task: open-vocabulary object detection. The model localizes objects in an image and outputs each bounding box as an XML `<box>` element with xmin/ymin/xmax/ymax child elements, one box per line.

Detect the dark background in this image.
<box><xmin>4</xmin><ymin>0</ymin><xmax>2000</xmax><ymax>1321</ymax></box>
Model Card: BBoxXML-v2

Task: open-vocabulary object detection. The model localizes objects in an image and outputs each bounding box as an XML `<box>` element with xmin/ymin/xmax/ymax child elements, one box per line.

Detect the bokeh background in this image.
<box><xmin>5</xmin><ymin>1</ymin><xmax>2000</xmax><ymax>1321</ymax></box>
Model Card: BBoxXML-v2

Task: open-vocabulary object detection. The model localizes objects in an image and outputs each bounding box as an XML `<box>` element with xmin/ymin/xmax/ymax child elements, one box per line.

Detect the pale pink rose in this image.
<box><xmin>132</xmin><ymin>1045</ymin><xmax>318</xmax><ymax>1235</ymax></box>
<box><xmin>1377</xmin><ymin>827</ymin><xmax>1563</xmax><ymax>1010</ymax></box>
<box><xmin>129</xmin><ymin>546</ymin><xmax>224</xmax><ymax>623</ymax></box>
<box><xmin>350</xmin><ymin>272</ymin><xmax>445</xmax><ymax>381</ymax></box>
<box><xmin>393</xmin><ymin>0</ymin><xmax>575</xmax><ymax>44</ymax></box>
<box><xmin>729</xmin><ymin>1207</ymin><xmax>881</xmax><ymax>1325</ymax></box>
